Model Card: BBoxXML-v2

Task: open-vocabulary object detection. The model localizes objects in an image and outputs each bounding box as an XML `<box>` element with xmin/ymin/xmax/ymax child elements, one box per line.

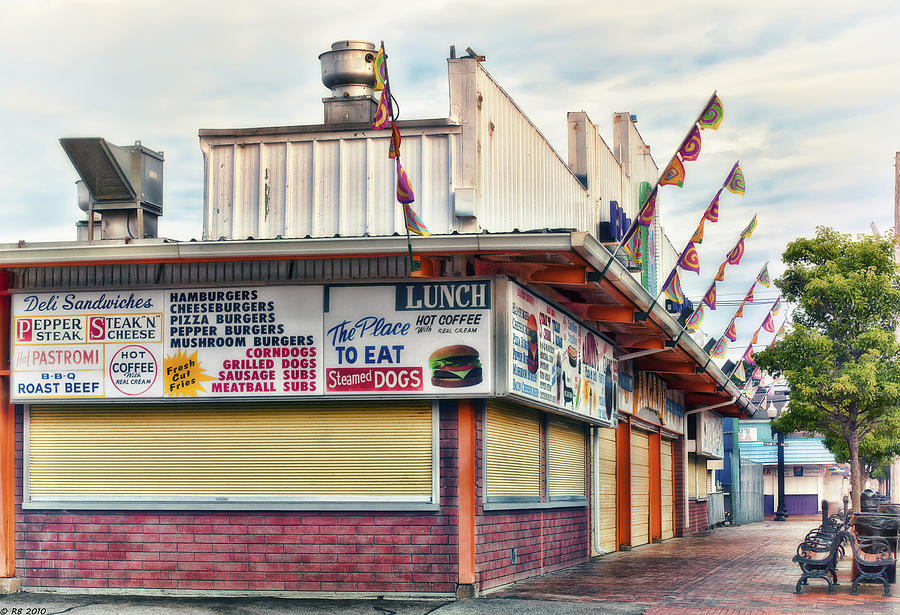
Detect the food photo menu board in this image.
<box><xmin>505</xmin><ymin>281</ymin><xmax>617</xmax><ymax>426</ymax></box>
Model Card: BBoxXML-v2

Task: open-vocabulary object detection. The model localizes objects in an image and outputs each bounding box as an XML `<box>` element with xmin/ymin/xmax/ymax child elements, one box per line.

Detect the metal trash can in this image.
<box><xmin>880</xmin><ymin>503</ymin><xmax>900</xmax><ymax>516</ymax></box>
<box><xmin>861</xmin><ymin>489</ymin><xmax>880</xmax><ymax>512</ymax></box>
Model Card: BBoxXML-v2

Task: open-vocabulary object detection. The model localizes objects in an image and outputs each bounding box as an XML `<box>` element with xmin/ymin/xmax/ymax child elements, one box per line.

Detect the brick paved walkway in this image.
<box><xmin>492</xmin><ymin>518</ymin><xmax>900</xmax><ymax>614</ymax></box>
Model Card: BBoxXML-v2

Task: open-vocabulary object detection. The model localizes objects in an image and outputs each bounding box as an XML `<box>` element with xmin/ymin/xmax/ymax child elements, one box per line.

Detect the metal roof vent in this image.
<box><xmin>319</xmin><ymin>40</ymin><xmax>378</xmax><ymax>125</ymax></box>
<box><xmin>60</xmin><ymin>137</ymin><xmax>163</xmax><ymax>241</ymax></box>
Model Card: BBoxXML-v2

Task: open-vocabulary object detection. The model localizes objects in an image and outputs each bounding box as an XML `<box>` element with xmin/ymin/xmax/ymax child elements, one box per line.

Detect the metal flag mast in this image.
<box><xmin>667</xmin><ymin>216</ymin><xmax>755</xmax><ymax>347</ymax></box>
<box><xmin>727</xmin><ymin>300</ymin><xmax>781</xmax><ymax>379</ymax></box>
<box><xmin>592</xmin><ymin>91</ymin><xmax>719</xmax><ymax>288</ymax></box>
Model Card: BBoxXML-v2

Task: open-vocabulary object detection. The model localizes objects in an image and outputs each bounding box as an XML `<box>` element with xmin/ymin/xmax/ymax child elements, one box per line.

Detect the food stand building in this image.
<box><xmin>0</xmin><ymin>42</ymin><xmax>754</xmax><ymax>597</ymax></box>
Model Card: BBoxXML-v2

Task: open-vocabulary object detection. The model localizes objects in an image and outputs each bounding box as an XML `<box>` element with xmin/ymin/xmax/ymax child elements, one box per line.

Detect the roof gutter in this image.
<box><xmin>0</xmin><ymin>231</ymin><xmax>753</xmax><ymax>416</ymax></box>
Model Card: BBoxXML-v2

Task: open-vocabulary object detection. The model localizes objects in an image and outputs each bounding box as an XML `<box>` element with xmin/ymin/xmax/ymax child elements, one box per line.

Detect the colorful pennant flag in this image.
<box><xmin>710</xmin><ymin>337</ymin><xmax>728</xmax><ymax>358</ymax></box>
<box><xmin>637</xmin><ymin>190</ymin><xmax>657</xmax><ymax>227</ymax></box>
<box><xmin>704</xmin><ymin>190</ymin><xmax>721</xmax><ymax>223</ymax></box>
<box><xmin>762</xmin><ymin>313</ymin><xmax>776</xmax><ymax>333</ymax></box>
<box><xmin>750</xmin><ymin>328</ymin><xmax>760</xmax><ymax>344</ymax></box>
<box><xmin>623</xmin><ymin>230</ymin><xmax>642</xmax><ymax>264</ymax></box>
<box><xmin>742</xmin><ymin>345</ymin><xmax>756</xmax><ymax>365</ymax></box>
<box><xmin>734</xmin><ymin>361</ymin><xmax>746</xmax><ymax>382</ymax></box>
<box><xmin>678</xmin><ymin>242</ymin><xmax>701</xmax><ymax>274</ymax></box>
<box><xmin>663</xmin><ymin>271</ymin><xmax>685</xmax><ymax>304</ymax></box>
<box><xmin>702</xmin><ymin>284</ymin><xmax>717</xmax><ymax>310</ymax></box>
<box><xmin>698</xmin><ymin>94</ymin><xmax>724</xmax><ymax>130</ymax></box>
<box><xmin>726</xmin><ymin>238</ymin><xmax>745</xmax><ymax>265</ymax></box>
<box><xmin>725</xmin><ymin>320</ymin><xmax>737</xmax><ymax>341</ymax></box>
<box><xmin>757</xmin><ymin>263</ymin><xmax>771</xmax><ymax>287</ymax></box>
<box><xmin>771</xmin><ymin>297</ymin><xmax>781</xmax><ymax>315</ymax></box>
<box><xmin>388</xmin><ymin>122</ymin><xmax>402</xmax><ymax>159</ymax></box>
<box><xmin>679</xmin><ymin>126</ymin><xmax>702</xmax><ymax>162</ymax></box>
<box><xmin>402</xmin><ymin>203</ymin><xmax>430</xmax><ymax>236</ymax></box>
<box><xmin>396</xmin><ymin>160</ymin><xmax>415</xmax><ymax>204</ymax></box>
<box><xmin>373</xmin><ymin>43</ymin><xmax>387</xmax><ymax>92</ymax></box>
<box><xmin>752</xmin><ymin>367</ymin><xmax>762</xmax><ymax>380</ymax></box>
<box><xmin>686</xmin><ymin>305</ymin><xmax>704</xmax><ymax>331</ymax></box>
<box><xmin>372</xmin><ymin>85</ymin><xmax>391</xmax><ymax>130</ymax></box>
<box><xmin>715</xmin><ymin>261</ymin><xmax>727</xmax><ymax>282</ymax></box>
<box><xmin>741</xmin><ymin>214</ymin><xmax>758</xmax><ymax>239</ymax></box>
<box><xmin>744</xmin><ymin>284</ymin><xmax>756</xmax><ymax>303</ymax></box>
<box><xmin>660</xmin><ymin>156</ymin><xmax>686</xmax><ymax>187</ymax></box>
<box><xmin>371</xmin><ymin>42</ymin><xmax>431</xmax><ymax>241</ymax></box>
<box><xmin>725</xmin><ymin>162</ymin><xmax>746</xmax><ymax>195</ymax></box>
<box><xmin>735</xmin><ymin>301</ymin><xmax>745</xmax><ymax>318</ymax></box>
<box><xmin>690</xmin><ymin>219</ymin><xmax>706</xmax><ymax>244</ymax></box>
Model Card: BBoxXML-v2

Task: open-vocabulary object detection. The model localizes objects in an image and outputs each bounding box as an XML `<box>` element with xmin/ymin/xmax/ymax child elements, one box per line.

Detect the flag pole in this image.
<box><xmin>669</xmin><ymin>215</ymin><xmax>756</xmax><ymax>344</ymax></box>
<box><xmin>726</xmin><ymin>300</ymin><xmax>779</xmax><ymax>379</ymax></box>
<box><xmin>592</xmin><ymin>91</ymin><xmax>718</xmax><ymax>287</ymax></box>
<box><xmin>379</xmin><ymin>41</ymin><xmax>418</xmax><ymax>273</ymax></box>
<box><xmin>637</xmin><ymin>182</ymin><xmax>723</xmax><ymax>321</ymax></box>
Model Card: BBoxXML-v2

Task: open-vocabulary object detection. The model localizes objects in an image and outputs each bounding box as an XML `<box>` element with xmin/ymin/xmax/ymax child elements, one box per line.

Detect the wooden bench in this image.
<box><xmin>793</xmin><ymin>532</ymin><xmax>842</xmax><ymax>594</ymax></box>
<box><xmin>849</xmin><ymin>534</ymin><xmax>895</xmax><ymax>596</ymax></box>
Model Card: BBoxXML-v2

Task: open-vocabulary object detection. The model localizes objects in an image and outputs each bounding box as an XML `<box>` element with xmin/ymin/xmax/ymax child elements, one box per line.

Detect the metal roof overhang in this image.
<box><xmin>0</xmin><ymin>231</ymin><xmax>754</xmax><ymax>417</ymax></box>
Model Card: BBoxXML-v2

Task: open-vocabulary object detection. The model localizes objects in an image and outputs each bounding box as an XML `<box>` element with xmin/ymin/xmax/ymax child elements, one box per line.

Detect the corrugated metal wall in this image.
<box><xmin>11</xmin><ymin>256</ymin><xmax>411</xmax><ymax>290</ymax></box>
<box><xmin>201</xmin><ymin>128</ymin><xmax>456</xmax><ymax>241</ymax></box>
<box><xmin>472</xmin><ymin>67</ymin><xmax>589</xmax><ymax>233</ymax></box>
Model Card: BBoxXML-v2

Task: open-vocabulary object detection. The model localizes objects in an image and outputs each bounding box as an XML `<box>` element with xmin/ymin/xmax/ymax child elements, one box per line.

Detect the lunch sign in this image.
<box><xmin>11</xmin><ymin>281</ymin><xmax>492</xmax><ymax>401</ymax></box>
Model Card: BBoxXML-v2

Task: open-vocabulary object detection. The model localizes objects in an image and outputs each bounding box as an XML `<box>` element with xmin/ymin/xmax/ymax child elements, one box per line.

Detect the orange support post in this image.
<box><xmin>649</xmin><ymin>432</ymin><xmax>662</xmax><ymax>542</ymax></box>
<box><xmin>616</xmin><ymin>420</ymin><xmax>631</xmax><ymax>549</ymax></box>
<box><xmin>0</xmin><ymin>270</ymin><xmax>14</xmax><ymax>579</ymax></box>
<box><xmin>457</xmin><ymin>400</ymin><xmax>477</xmax><ymax>589</ymax></box>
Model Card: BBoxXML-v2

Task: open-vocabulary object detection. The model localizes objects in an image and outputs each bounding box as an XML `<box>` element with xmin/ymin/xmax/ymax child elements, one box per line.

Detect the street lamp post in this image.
<box><xmin>774</xmin><ymin>428</ymin><xmax>788</xmax><ymax>521</ymax></box>
<box><xmin>768</xmin><ymin>398</ymin><xmax>789</xmax><ymax>522</ymax></box>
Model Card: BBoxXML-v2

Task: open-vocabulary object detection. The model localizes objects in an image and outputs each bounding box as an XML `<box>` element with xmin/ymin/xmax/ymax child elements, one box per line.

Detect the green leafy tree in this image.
<box><xmin>822</xmin><ymin>415</ymin><xmax>900</xmax><ymax>480</ymax></box>
<box><xmin>755</xmin><ymin>227</ymin><xmax>900</xmax><ymax>511</ymax></box>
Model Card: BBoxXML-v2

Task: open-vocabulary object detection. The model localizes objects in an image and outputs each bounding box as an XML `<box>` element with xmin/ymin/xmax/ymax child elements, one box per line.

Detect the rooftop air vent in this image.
<box><xmin>319</xmin><ymin>40</ymin><xmax>378</xmax><ymax>125</ymax></box>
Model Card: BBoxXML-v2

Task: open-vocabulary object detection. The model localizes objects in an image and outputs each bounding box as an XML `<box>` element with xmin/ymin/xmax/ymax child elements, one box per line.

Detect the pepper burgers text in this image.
<box><xmin>429</xmin><ymin>345</ymin><xmax>483</xmax><ymax>388</ymax></box>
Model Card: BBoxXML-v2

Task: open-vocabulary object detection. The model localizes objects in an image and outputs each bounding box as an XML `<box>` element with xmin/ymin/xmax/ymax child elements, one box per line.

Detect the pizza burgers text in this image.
<box><xmin>429</xmin><ymin>345</ymin><xmax>483</xmax><ymax>388</ymax></box>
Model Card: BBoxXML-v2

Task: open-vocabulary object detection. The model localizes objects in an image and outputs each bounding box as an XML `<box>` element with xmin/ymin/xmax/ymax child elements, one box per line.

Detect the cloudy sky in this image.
<box><xmin>2</xmin><ymin>1</ymin><xmax>899</xmax><ymax>359</ymax></box>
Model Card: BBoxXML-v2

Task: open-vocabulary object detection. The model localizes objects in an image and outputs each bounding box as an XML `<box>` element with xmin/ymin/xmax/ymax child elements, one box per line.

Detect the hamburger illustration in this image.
<box><xmin>429</xmin><ymin>345</ymin><xmax>483</xmax><ymax>388</ymax></box>
<box><xmin>567</xmin><ymin>344</ymin><xmax>578</xmax><ymax>368</ymax></box>
<box><xmin>526</xmin><ymin>314</ymin><xmax>539</xmax><ymax>373</ymax></box>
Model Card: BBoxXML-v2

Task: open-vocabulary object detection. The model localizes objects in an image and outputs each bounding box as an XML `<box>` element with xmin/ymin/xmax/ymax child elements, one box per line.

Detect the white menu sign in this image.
<box><xmin>12</xmin><ymin>291</ymin><xmax>164</xmax><ymax>399</ymax></box>
<box><xmin>163</xmin><ymin>286</ymin><xmax>322</xmax><ymax>398</ymax></box>
<box><xmin>506</xmin><ymin>282</ymin><xmax>617</xmax><ymax>426</ymax></box>
<box><xmin>323</xmin><ymin>281</ymin><xmax>492</xmax><ymax>396</ymax></box>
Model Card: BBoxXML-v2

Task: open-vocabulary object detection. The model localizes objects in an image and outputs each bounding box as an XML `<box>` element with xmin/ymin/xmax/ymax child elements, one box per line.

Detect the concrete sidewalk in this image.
<box><xmin>1</xmin><ymin>518</ymin><xmax>897</xmax><ymax>614</ymax></box>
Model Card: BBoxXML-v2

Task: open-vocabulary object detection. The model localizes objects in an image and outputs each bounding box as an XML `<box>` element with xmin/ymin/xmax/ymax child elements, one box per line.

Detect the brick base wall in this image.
<box><xmin>14</xmin><ymin>405</ymin><xmax>460</xmax><ymax>594</ymax></box>
<box><xmin>476</xmin><ymin>508</ymin><xmax>589</xmax><ymax>590</ymax></box>
<box><xmin>683</xmin><ymin>499</ymin><xmax>709</xmax><ymax>536</ymax></box>
<box><xmin>473</xmin><ymin>404</ymin><xmax>590</xmax><ymax>592</ymax></box>
<box><xmin>673</xmin><ymin>438</ymin><xmax>686</xmax><ymax>537</ymax></box>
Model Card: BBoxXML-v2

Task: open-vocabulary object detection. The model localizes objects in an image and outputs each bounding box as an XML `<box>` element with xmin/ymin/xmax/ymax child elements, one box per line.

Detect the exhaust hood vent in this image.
<box><xmin>60</xmin><ymin>138</ymin><xmax>164</xmax><ymax>240</ymax></box>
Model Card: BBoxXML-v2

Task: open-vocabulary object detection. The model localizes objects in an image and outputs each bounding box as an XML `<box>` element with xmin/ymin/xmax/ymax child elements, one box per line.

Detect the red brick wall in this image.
<box><xmin>474</xmin><ymin>405</ymin><xmax>590</xmax><ymax>591</ymax></box>
<box><xmin>683</xmin><ymin>499</ymin><xmax>709</xmax><ymax>536</ymax></box>
<box><xmin>673</xmin><ymin>438</ymin><xmax>686</xmax><ymax>537</ymax></box>
<box><xmin>14</xmin><ymin>404</ymin><xmax>460</xmax><ymax>594</ymax></box>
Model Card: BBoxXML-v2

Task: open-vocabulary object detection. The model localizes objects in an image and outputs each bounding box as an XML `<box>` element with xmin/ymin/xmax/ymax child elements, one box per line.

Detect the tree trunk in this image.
<box><xmin>849</xmin><ymin>428</ymin><xmax>863</xmax><ymax>511</ymax></box>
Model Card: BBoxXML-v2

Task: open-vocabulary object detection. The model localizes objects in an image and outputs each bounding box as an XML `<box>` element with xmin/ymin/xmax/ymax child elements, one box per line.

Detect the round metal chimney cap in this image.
<box><xmin>319</xmin><ymin>40</ymin><xmax>377</xmax><ymax>91</ymax></box>
<box><xmin>318</xmin><ymin>40</ymin><xmax>376</xmax><ymax>59</ymax></box>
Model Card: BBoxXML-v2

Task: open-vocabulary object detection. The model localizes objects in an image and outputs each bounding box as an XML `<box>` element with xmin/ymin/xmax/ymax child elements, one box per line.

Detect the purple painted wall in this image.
<box><xmin>764</xmin><ymin>494</ymin><xmax>819</xmax><ymax>516</ymax></box>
